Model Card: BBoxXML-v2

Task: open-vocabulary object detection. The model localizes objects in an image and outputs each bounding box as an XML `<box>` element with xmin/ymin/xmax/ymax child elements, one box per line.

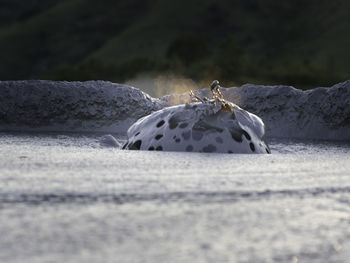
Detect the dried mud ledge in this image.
<box><xmin>0</xmin><ymin>80</ymin><xmax>349</xmax><ymax>140</ymax></box>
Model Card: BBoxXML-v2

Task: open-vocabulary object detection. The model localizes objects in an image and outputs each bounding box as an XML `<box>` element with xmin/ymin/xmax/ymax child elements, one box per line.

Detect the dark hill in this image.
<box><xmin>0</xmin><ymin>0</ymin><xmax>349</xmax><ymax>88</ymax></box>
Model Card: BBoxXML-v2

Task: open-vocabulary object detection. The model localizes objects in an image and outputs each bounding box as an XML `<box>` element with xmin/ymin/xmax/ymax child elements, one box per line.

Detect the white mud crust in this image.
<box><xmin>123</xmin><ymin>99</ymin><xmax>270</xmax><ymax>154</ymax></box>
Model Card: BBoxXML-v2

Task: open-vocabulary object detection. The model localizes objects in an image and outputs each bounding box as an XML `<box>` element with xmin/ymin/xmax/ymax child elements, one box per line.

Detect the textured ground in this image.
<box><xmin>0</xmin><ymin>133</ymin><xmax>349</xmax><ymax>263</ymax></box>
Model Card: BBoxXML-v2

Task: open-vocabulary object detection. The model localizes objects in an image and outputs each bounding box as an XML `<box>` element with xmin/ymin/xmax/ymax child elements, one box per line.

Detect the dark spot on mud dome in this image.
<box><xmin>186</xmin><ymin>145</ymin><xmax>193</xmax><ymax>152</ymax></box>
<box><xmin>182</xmin><ymin>131</ymin><xmax>191</xmax><ymax>140</ymax></box>
<box><xmin>230</xmin><ymin>129</ymin><xmax>243</xmax><ymax>142</ymax></box>
<box><xmin>203</xmin><ymin>144</ymin><xmax>217</xmax><ymax>153</ymax></box>
<box><xmin>179</xmin><ymin>122</ymin><xmax>189</xmax><ymax>129</ymax></box>
<box><xmin>242</xmin><ymin>130</ymin><xmax>251</xmax><ymax>141</ymax></box>
<box><xmin>175</xmin><ymin>138</ymin><xmax>181</xmax><ymax>143</ymax></box>
<box><xmin>266</xmin><ymin>146</ymin><xmax>271</xmax><ymax>154</ymax></box>
<box><xmin>148</xmin><ymin>146</ymin><xmax>154</xmax><ymax>151</ymax></box>
<box><xmin>215</xmin><ymin>137</ymin><xmax>223</xmax><ymax>144</ymax></box>
<box><xmin>169</xmin><ymin>116</ymin><xmax>181</xmax><ymax>129</ymax></box>
<box><xmin>157</xmin><ymin>120</ymin><xmax>165</xmax><ymax>127</ymax></box>
<box><xmin>249</xmin><ymin>142</ymin><xmax>255</xmax><ymax>152</ymax></box>
<box><xmin>192</xmin><ymin>130</ymin><xmax>203</xmax><ymax>141</ymax></box>
<box><xmin>155</xmin><ymin>134</ymin><xmax>163</xmax><ymax>140</ymax></box>
<box><xmin>228</xmin><ymin>150</ymin><xmax>233</xmax><ymax>154</ymax></box>
<box><xmin>231</xmin><ymin>112</ymin><xmax>236</xmax><ymax>120</ymax></box>
<box><xmin>156</xmin><ymin>146</ymin><xmax>163</xmax><ymax>151</ymax></box>
<box><xmin>129</xmin><ymin>140</ymin><xmax>142</xmax><ymax>150</ymax></box>
<box><xmin>135</xmin><ymin>132</ymin><xmax>140</xmax><ymax>137</ymax></box>
<box><xmin>193</xmin><ymin>120</ymin><xmax>223</xmax><ymax>133</ymax></box>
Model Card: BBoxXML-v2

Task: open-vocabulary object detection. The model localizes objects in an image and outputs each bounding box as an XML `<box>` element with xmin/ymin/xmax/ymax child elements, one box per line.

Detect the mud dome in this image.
<box><xmin>123</xmin><ymin>99</ymin><xmax>270</xmax><ymax>154</ymax></box>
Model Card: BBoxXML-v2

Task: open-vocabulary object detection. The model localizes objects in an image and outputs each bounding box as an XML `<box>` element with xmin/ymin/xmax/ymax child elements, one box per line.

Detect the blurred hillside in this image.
<box><xmin>0</xmin><ymin>0</ymin><xmax>349</xmax><ymax>89</ymax></box>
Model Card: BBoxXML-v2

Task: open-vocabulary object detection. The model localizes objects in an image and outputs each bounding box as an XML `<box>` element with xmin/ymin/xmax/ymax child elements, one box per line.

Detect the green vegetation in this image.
<box><xmin>0</xmin><ymin>0</ymin><xmax>349</xmax><ymax>89</ymax></box>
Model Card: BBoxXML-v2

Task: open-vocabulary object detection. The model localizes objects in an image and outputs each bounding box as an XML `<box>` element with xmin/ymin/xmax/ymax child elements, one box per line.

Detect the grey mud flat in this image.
<box><xmin>0</xmin><ymin>133</ymin><xmax>350</xmax><ymax>263</ymax></box>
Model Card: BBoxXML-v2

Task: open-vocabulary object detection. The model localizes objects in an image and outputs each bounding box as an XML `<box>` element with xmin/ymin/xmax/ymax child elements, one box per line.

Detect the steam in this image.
<box><xmin>125</xmin><ymin>74</ymin><xmax>241</xmax><ymax>106</ymax></box>
<box><xmin>125</xmin><ymin>74</ymin><xmax>201</xmax><ymax>98</ymax></box>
